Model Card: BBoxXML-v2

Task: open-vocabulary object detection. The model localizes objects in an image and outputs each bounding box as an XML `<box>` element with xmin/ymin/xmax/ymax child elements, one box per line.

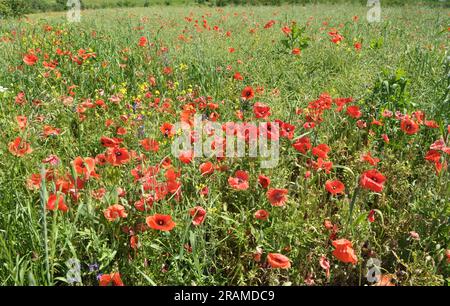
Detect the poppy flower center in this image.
<box><xmin>115</xmin><ymin>151</ymin><xmax>122</xmax><ymax>157</ymax></box>
<box><xmin>157</xmin><ymin>220</ymin><xmax>165</xmax><ymax>226</ymax></box>
<box><xmin>274</xmin><ymin>193</ymin><xmax>283</xmax><ymax>200</ymax></box>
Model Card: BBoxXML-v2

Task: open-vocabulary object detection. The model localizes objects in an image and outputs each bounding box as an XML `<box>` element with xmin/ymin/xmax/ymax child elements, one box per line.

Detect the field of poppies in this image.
<box><xmin>0</xmin><ymin>3</ymin><xmax>449</xmax><ymax>286</ymax></box>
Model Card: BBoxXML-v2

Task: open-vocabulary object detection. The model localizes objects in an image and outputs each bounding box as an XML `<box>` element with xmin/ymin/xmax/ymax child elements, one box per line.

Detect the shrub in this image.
<box><xmin>0</xmin><ymin>0</ymin><xmax>29</xmax><ymax>18</ymax></box>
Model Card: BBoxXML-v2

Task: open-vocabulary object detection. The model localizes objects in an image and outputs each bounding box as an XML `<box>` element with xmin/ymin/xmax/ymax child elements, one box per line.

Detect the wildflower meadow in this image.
<box><xmin>0</xmin><ymin>0</ymin><xmax>449</xmax><ymax>287</ymax></box>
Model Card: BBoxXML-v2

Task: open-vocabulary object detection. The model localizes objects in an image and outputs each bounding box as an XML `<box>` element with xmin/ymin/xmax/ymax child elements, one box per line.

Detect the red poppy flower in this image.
<box><xmin>140</xmin><ymin>138</ymin><xmax>159</xmax><ymax>152</ymax></box>
<box><xmin>412</xmin><ymin>110</ymin><xmax>425</xmax><ymax>124</ymax></box>
<box><xmin>105</xmin><ymin>147</ymin><xmax>130</xmax><ymax>166</ymax></box>
<box><xmin>312</xmin><ymin>157</ymin><xmax>333</xmax><ymax>174</ymax></box>
<box><xmin>23</xmin><ymin>53</ymin><xmax>38</xmax><ymax>66</ymax></box>
<box><xmin>138</xmin><ymin>36</ymin><xmax>148</xmax><ymax>47</ymax></box>
<box><xmin>410</xmin><ymin>231</ymin><xmax>420</xmax><ymax>240</ymax></box>
<box><xmin>360</xmin><ymin>169</ymin><xmax>386</xmax><ymax>193</ymax></box>
<box><xmin>179</xmin><ymin>150</ymin><xmax>193</xmax><ymax>164</ymax></box>
<box><xmin>16</xmin><ymin>115</ymin><xmax>27</xmax><ymax>130</ymax></box>
<box><xmin>304</xmin><ymin>171</ymin><xmax>311</xmax><ymax>179</ymax></box>
<box><xmin>146</xmin><ymin>214</ymin><xmax>176</xmax><ymax>231</ymax></box>
<box><xmin>292</xmin><ymin>137</ymin><xmax>311</xmax><ymax>154</ymax></box>
<box><xmin>312</xmin><ymin>144</ymin><xmax>330</xmax><ymax>159</ymax></box>
<box><xmin>116</xmin><ymin>127</ymin><xmax>127</xmax><ymax>135</ymax></box>
<box><xmin>8</xmin><ymin>137</ymin><xmax>33</xmax><ymax>157</ymax></box>
<box><xmin>161</xmin><ymin>157</ymin><xmax>172</xmax><ymax>169</ymax></box>
<box><xmin>43</xmin><ymin>154</ymin><xmax>60</xmax><ymax>166</ymax></box>
<box><xmin>95</xmin><ymin>153</ymin><xmax>107</xmax><ymax>165</ymax></box>
<box><xmin>190</xmin><ymin>206</ymin><xmax>206</xmax><ymax>226</ymax></box>
<box><xmin>333</xmin><ymin>97</ymin><xmax>353</xmax><ymax>112</ymax></box>
<box><xmin>361</xmin><ymin>152</ymin><xmax>380</xmax><ymax>166</ymax></box>
<box><xmin>134</xmin><ymin>195</ymin><xmax>154</xmax><ymax>212</ymax></box>
<box><xmin>73</xmin><ymin>156</ymin><xmax>98</xmax><ymax>179</ymax></box>
<box><xmin>267</xmin><ymin>253</ymin><xmax>291</xmax><ymax>269</ymax></box>
<box><xmin>253</xmin><ymin>102</ymin><xmax>271</xmax><ymax>119</ymax></box>
<box><xmin>329</xmin><ymin>31</ymin><xmax>344</xmax><ymax>44</ymax></box>
<box><xmin>43</xmin><ymin>125</ymin><xmax>61</xmax><ymax>137</ymax></box>
<box><xmin>264</xmin><ymin>20</ymin><xmax>276</xmax><ymax>29</ymax></box>
<box><xmin>253</xmin><ymin>247</ymin><xmax>263</xmax><ymax>262</ymax></box>
<box><xmin>103</xmin><ymin>204</ymin><xmax>127</xmax><ymax>221</ymax></box>
<box><xmin>356</xmin><ymin>120</ymin><xmax>366</xmax><ymax>129</ymax></box>
<box><xmin>100</xmin><ymin>136</ymin><xmax>122</xmax><ymax>148</ymax></box>
<box><xmin>91</xmin><ymin>188</ymin><xmax>106</xmax><ymax>200</ymax></box>
<box><xmin>99</xmin><ymin>272</ymin><xmax>124</xmax><ymax>286</ymax></box>
<box><xmin>15</xmin><ymin>91</ymin><xmax>26</xmax><ymax>105</ymax></box>
<box><xmin>259</xmin><ymin>121</ymin><xmax>279</xmax><ymax>141</ymax></box>
<box><xmin>241</xmin><ymin>86</ymin><xmax>255</xmax><ymax>101</ymax></box>
<box><xmin>319</xmin><ymin>256</ymin><xmax>330</xmax><ymax>278</ymax></box>
<box><xmin>323</xmin><ymin>219</ymin><xmax>334</xmax><ymax>230</ymax></box>
<box><xmin>116</xmin><ymin>187</ymin><xmax>126</xmax><ymax>197</ymax></box>
<box><xmin>200</xmin><ymin>186</ymin><xmax>209</xmax><ymax>196</ymax></box>
<box><xmin>292</xmin><ymin>48</ymin><xmax>301</xmax><ymax>55</ymax></box>
<box><xmin>332</xmin><ymin>239</ymin><xmax>358</xmax><ymax>265</ymax></box>
<box><xmin>276</xmin><ymin>120</ymin><xmax>296</xmax><ymax>139</ymax></box>
<box><xmin>160</xmin><ymin>122</ymin><xmax>174</xmax><ymax>137</ymax></box>
<box><xmin>266</xmin><ymin>188</ymin><xmax>288</xmax><ymax>206</ymax></box>
<box><xmin>371</xmin><ymin>119</ymin><xmax>383</xmax><ymax>126</ymax></box>
<box><xmin>281</xmin><ymin>26</ymin><xmax>291</xmax><ymax>35</ymax></box>
<box><xmin>373</xmin><ymin>274</ymin><xmax>396</xmax><ymax>286</ymax></box>
<box><xmin>228</xmin><ymin>170</ymin><xmax>249</xmax><ymax>190</ymax></box>
<box><xmin>368</xmin><ymin>210</ymin><xmax>376</xmax><ymax>223</ymax></box>
<box><xmin>346</xmin><ymin>105</ymin><xmax>362</xmax><ymax>118</ymax></box>
<box><xmin>424</xmin><ymin>120</ymin><xmax>439</xmax><ymax>129</ymax></box>
<box><xmin>130</xmin><ymin>236</ymin><xmax>139</xmax><ymax>250</ymax></box>
<box><xmin>254</xmin><ymin>209</ymin><xmax>269</xmax><ymax>221</ymax></box>
<box><xmin>199</xmin><ymin>162</ymin><xmax>214</xmax><ymax>175</ymax></box>
<box><xmin>233</xmin><ymin>72</ymin><xmax>243</xmax><ymax>81</ymax></box>
<box><xmin>400</xmin><ymin>118</ymin><xmax>419</xmax><ymax>135</ymax></box>
<box><xmin>258</xmin><ymin>174</ymin><xmax>270</xmax><ymax>189</ymax></box>
<box><xmin>430</xmin><ymin>139</ymin><xmax>446</xmax><ymax>151</ymax></box>
<box><xmin>47</xmin><ymin>193</ymin><xmax>68</xmax><ymax>212</ymax></box>
<box><xmin>425</xmin><ymin>150</ymin><xmax>441</xmax><ymax>163</ymax></box>
<box><xmin>325</xmin><ymin>180</ymin><xmax>345</xmax><ymax>195</ymax></box>
<box><xmin>163</xmin><ymin>66</ymin><xmax>172</xmax><ymax>75</ymax></box>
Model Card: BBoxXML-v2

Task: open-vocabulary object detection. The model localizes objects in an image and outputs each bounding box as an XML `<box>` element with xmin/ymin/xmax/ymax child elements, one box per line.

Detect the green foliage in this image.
<box><xmin>280</xmin><ymin>22</ymin><xmax>310</xmax><ymax>53</ymax></box>
<box><xmin>370</xmin><ymin>68</ymin><xmax>412</xmax><ymax>112</ymax></box>
<box><xmin>0</xmin><ymin>0</ymin><xmax>29</xmax><ymax>18</ymax></box>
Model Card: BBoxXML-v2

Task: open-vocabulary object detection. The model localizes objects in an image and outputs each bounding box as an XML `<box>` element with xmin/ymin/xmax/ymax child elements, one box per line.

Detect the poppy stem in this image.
<box><xmin>348</xmin><ymin>185</ymin><xmax>360</xmax><ymax>228</ymax></box>
<box><xmin>39</xmin><ymin>165</ymin><xmax>51</xmax><ymax>285</ymax></box>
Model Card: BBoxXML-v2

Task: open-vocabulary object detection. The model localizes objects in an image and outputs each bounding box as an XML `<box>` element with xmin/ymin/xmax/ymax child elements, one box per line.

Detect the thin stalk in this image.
<box><xmin>348</xmin><ymin>184</ymin><xmax>360</xmax><ymax>228</ymax></box>
<box><xmin>39</xmin><ymin>165</ymin><xmax>51</xmax><ymax>285</ymax></box>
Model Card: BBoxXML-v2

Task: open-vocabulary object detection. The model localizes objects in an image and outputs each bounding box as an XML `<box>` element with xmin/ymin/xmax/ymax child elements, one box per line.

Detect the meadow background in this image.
<box><xmin>0</xmin><ymin>0</ymin><xmax>449</xmax><ymax>286</ymax></box>
<box><xmin>0</xmin><ymin>0</ymin><xmax>449</xmax><ymax>17</ymax></box>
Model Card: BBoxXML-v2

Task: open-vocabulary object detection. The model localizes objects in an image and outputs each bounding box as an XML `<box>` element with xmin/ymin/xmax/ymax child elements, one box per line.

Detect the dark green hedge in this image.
<box><xmin>0</xmin><ymin>0</ymin><xmax>447</xmax><ymax>19</ymax></box>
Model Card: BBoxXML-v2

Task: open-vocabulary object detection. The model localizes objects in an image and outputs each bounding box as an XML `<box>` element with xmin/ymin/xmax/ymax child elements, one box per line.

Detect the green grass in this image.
<box><xmin>0</xmin><ymin>4</ymin><xmax>449</xmax><ymax>286</ymax></box>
